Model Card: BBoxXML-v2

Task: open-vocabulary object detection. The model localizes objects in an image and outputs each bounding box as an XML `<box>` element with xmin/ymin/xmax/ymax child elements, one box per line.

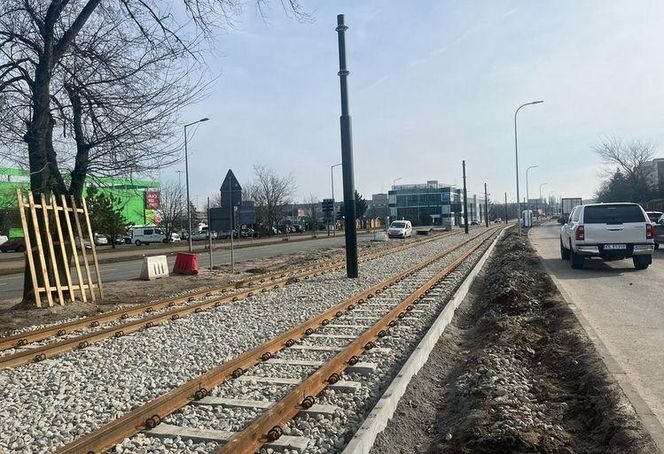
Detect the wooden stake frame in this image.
<box><xmin>16</xmin><ymin>190</ymin><xmax>103</xmax><ymax>307</ymax></box>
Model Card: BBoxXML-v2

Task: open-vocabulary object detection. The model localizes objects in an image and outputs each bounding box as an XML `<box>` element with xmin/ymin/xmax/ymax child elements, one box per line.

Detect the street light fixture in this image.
<box><xmin>525</xmin><ymin>165</ymin><xmax>538</xmax><ymax>212</ymax></box>
<box><xmin>184</xmin><ymin>117</ymin><xmax>209</xmax><ymax>252</ymax></box>
<box><xmin>514</xmin><ymin>100</ymin><xmax>543</xmax><ymax>235</ymax></box>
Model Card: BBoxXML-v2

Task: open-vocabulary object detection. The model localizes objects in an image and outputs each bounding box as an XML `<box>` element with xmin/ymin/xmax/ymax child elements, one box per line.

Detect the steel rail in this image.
<box><xmin>0</xmin><ymin>232</ymin><xmax>454</xmax><ymax>370</ymax></box>
<box><xmin>220</xmin><ymin>230</ymin><xmax>497</xmax><ymax>453</ymax></box>
<box><xmin>56</xmin><ymin>228</ymin><xmax>497</xmax><ymax>454</ymax></box>
<box><xmin>0</xmin><ymin>232</ymin><xmax>446</xmax><ymax>353</ymax></box>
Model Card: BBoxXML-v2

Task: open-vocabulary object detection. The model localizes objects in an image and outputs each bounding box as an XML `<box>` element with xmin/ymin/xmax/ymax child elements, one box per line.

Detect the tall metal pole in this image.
<box><xmin>514</xmin><ymin>101</ymin><xmax>543</xmax><ymax>236</ymax></box>
<box><xmin>184</xmin><ymin>125</ymin><xmax>193</xmax><ymax>252</ymax></box>
<box><xmin>485</xmin><ymin>189</ymin><xmax>489</xmax><ymax>227</ymax></box>
<box><xmin>229</xmin><ymin>182</ymin><xmax>234</xmax><ymax>272</ymax></box>
<box><xmin>504</xmin><ymin>192</ymin><xmax>508</xmax><ymax>224</ymax></box>
<box><xmin>184</xmin><ymin>118</ymin><xmax>209</xmax><ymax>252</ymax></box>
<box><xmin>336</xmin><ymin>14</ymin><xmax>358</xmax><ymax>278</ymax></box>
<box><xmin>525</xmin><ymin>165</ymin><xmax>538</xmax><ymax>213</ymax></box>
<box><xmin>207</xmin><ymin>196</ymin><xmax>213</xmax><ymax>269</ymax></box>
<box><xmin>462</xmin><ymin>160</ymin><xmax>469</xmax><ymax>234</ymax></box>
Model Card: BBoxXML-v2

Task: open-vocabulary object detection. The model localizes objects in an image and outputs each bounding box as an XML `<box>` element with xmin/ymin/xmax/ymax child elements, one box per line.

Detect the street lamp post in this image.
<box><xmin>538</xmin><ymin>182</ymin><xmax>548</xmax><ymax>218</ymax></box>
<box><xmin>330</xmin><ymin>163</ymin><xmax>342</xmax><ymax>236</ymax></box>
<box><xmin>525</xmin><ymin>165</ymin><xmax>538</xmax><ymax>212</ymax></box>
<box><xmin>514</xmin><ymin>101</ymin><xmax>543</xmax><ymax>235</ymax></box>
<box><xmin>184</xmin><ymin>117</ymin><xmax>209</xmax><ymax>252</ymax></box>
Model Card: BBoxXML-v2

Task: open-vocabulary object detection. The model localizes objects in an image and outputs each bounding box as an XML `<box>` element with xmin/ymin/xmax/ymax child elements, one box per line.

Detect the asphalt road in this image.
<box><xmin>530</xmin><ymin>223</ymin><xmax>664</xmax><ymax>448</ymax></box>
<box><xmin>0</xmin><ymin>234</ymin><xmax>381</xmax><ymax>300</ymax></box>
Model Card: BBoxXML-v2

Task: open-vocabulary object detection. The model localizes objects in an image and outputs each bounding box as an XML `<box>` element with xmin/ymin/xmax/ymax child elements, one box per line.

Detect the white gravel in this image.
<box><xmin>0</xmin><ymin>230</ymin><xmax>488</xmax><ymax>453</ymax></box>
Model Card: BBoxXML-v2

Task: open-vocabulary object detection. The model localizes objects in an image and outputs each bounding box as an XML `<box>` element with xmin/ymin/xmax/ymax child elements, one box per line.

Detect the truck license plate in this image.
<box><xmin>604</xmin><ymin>244</ymin><xmax>626</xmax><ymax>250</ymax></box>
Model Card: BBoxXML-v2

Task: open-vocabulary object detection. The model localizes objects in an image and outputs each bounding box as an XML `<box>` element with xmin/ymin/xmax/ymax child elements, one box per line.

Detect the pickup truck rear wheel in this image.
<box><xmin>633</xmin><ymin>255</ymin><xmax>651</xmax><ymax>270</ymax></box>
<box><xmin>560</xmin><ymin>239</ymin><xmax>570</xmax><ymax>260</ymax></box>
<box><xmin>570</xmin><ymin>249</ymin><xmax>584</xmax><ymax>269</ymax></box>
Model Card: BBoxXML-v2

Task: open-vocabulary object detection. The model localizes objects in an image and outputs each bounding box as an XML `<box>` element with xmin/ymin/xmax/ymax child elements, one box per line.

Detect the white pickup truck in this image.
<box><xmin>560</xmin><ymin>202</ymin><xmax>654</xmax><ymax>270</ymax></box>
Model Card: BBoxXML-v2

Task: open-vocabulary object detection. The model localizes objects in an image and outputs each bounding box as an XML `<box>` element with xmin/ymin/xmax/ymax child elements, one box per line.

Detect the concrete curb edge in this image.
<box><xmin>342</xmin><ymin>226</ymin><xmax>508</xmax><ymax>454</ymax></box>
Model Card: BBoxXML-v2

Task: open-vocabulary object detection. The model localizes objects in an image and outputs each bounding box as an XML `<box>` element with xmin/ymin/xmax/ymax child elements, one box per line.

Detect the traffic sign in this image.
<box><xmin>220</xmin><ymin>169</ymin><xmax>242</xmax><ymax>208</ymax></box>
<box><xmin>322</xmin><ymin>198</ymin><xmax>335</xmax><ymax>213</ymax></box>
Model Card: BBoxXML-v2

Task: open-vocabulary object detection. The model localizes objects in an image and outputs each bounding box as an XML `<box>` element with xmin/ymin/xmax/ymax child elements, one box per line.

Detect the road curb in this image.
<box><xmin>529</xmin><ymin>228</ymin><xmax>664</xmax><ymax>453</ymax></box>
<box><xmin>342</xmin><ymin>227</ymin><xmax>507</xmax><ymax>454</ymax></box>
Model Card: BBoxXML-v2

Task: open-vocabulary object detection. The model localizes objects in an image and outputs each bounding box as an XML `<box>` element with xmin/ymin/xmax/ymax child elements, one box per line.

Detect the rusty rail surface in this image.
<box><xmin>220</xmin><ymin>231</ymin><xmax>496</xmax><ymax>453</ymax></box>
<box><xmin>56</xmin><ymin>228</ymin><xmax>498</xmax><ymax>454</ymax></box>
<box><xmin>0</xmin><ymin>232</ymin><xmax>449</xmax><ymax>362</ymax></box>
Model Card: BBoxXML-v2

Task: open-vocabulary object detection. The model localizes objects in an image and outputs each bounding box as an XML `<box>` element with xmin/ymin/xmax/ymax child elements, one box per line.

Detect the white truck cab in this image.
<box><xmin>560</xmin><ymin>203</ymin><xmax>654</xmax><ymax>269</ymax></box>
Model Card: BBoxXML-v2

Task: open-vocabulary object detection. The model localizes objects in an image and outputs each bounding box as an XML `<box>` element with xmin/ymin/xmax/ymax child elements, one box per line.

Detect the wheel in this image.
<box><xmin>570</xmin><ymin>249</ymin><xmax>584</xmax><ymax>269</ymax></box>
<box><xmin>162</xmin><ymin>238</ymin><xmax>168</xmax><ymax>244</ymax></box>
<box><xmin>633</xmin><ymin>255</ymin><xmax>651</xmax><ymax>270</ymax></box>
<box><xmin>16</xmin><ymin>246</ymin><xmax>25</xmax><ymax>252</ymax></box>
<box><xmin>655</xmin><ymin>243</ymin><xmax>660</xmax><ymax>250</ymax></box>
<box><xmin>560</xmin><ymin>239</ymin><xmax>570</xmax><ymax>260</ymax></box>
<box><xmin>135</xmin><ymin>240</ymin><xmax>142</xmax><ymax>246</ymax></box>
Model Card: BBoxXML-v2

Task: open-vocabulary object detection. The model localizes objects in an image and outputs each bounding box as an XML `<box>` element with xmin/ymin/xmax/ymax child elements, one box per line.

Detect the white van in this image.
<box><xmin>388</xmin><ymin>220</ymin><xmax>413</xmax><ymax>238</ymax></box>
<box><xmin>128</xmin><ymin>226</ymin><xmax>167</xmax><ymax>246</ymax></box>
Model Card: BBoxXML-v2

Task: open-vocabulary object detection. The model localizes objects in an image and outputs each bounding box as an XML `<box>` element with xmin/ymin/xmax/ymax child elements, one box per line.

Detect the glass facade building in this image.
<box><xmin>388</xmin><ymin>181</ymin><xmax>462</xmax><ymax>227</ymax></box>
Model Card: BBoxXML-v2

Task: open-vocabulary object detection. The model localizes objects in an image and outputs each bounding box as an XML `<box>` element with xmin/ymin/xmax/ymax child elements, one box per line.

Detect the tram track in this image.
<box><xmin>54</xmin><ymin>227</ymin><xmax>501</xmax><ymax>454</ymax></box>
<box><xmin>0</xmin><ymin>232</ymin><xmax>451</xmax><ymax>370</ymax></box>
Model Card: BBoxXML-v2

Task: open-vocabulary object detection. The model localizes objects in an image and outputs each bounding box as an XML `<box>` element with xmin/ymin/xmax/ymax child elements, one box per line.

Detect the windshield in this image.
<box><xmin>584</xmin><ymin>205</ymin><xmax>645</xmax><ymax>224</ymax></box>
<box><xmin>390</xmin><ymin>221</ymin><xmax>407</xmax><ymax>228</ymax></box>
<box><xmin>647</xmin><ymin>212</ymin><xmax>662</xmax><ymax>222</ymax></box>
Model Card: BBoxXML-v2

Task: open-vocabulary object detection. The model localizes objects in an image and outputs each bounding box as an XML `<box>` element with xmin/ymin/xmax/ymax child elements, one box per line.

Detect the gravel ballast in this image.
<box><xmin>0</xmin><ymin>229</ymin><xmax>486</xmax><ymax>453</ymax></box>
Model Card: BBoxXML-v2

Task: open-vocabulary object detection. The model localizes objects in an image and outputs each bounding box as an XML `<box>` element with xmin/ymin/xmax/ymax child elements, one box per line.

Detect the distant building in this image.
<box><xmin>644</xmin><ymin>158</ymin><xmax>664</xmax><ymax>193</ymax></box>
<box><xmin>366</xmin><ymin>193</ymin><xmax>389</xmax><ymax>224</ymax></box>
<box><xmin>387</xmin><ymin>180</ymin><xmax>489</xmax><ymax>227</ymax></box>
<box><xmin>0</xmin><ymin>167</ymin><xmax>159</xmax><ymax>226</ymax></box>
<box><xmin>388</xmin><ymin>180</ymin><xmax>461</xmax><ymax>227</ymax></box>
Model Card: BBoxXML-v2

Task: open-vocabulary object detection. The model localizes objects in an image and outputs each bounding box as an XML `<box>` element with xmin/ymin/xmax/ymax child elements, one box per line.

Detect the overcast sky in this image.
<box><xmin>167</xmin><ymin>0</ymin><xmax>664</xmax><ymax>206</ymax></box>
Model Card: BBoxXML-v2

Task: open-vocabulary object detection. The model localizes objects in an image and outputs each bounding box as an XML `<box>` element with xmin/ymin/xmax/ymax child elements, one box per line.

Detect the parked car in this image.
<box><xmin>470</xmin><ymin>219</ymin><xmax>480</xmax><ymax>226</ymax></box>
<box><xmin>0</xmin><ymin>234</ymin><xmax>8</xmax><ymax>247</ymax></box>
<box><xmin>94</xmin><ymin>233</ymin><xmax>108</xmax><ymax>246</ymax></box>
<box><xmin>646</xmin><ymin>211</ymin><xmax>663</xmax><ymax>223</ymax></box>
<box><xmin>560</xmin><ymin>202</ymin><xmax>654</xmax><ymax>269</ymax></box>
<box><xmin>387</xmin><ymin>220</ymin><xmax>413</xmax><ymax>239</ymax></box>
<box><xmin>127</xmin><ymin>227</ymin><xmax>167</xmax><ymax>246</ymax></box>
<box><xmin>170</xmin><ymin>232</ymin><xmax>181</xmax><ymax>242</ymax></box>
<box><xmin>240</xmin><ymin>227</ymin><xmax>258</xmax><ymax>238</ymax></box>
<box><xmin>654</xmin><ymin>214</ymin><xmax>664</xmax><ymax>250</ymax></box>
<box><xmin>0</xmin><ymin>237</ymin><xmax>26</xmax><ymax>253</ymax></box>
<box><xmin>219</xmin><ymin>229</ymin><xmax>238</xmax><ymax>239</ymax></box>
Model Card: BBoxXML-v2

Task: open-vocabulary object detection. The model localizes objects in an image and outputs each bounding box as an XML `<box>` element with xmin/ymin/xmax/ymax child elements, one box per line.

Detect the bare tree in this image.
<box><xmin>0</xmin><ymin>0</ymin><xmax>304</xmax><ymax>304</ymax></box>
<box><xmin>246</xmin><ymin>164</ymin><xmax>295</xmax><ymax>233</ymax></box>
<box><xmin>305</xmin><ymin>194</ymin><xmax>320</xmax><ymax>235</ymax></box>
<box><xmin>593</xmin><ymin>136</ymin><xmax>658</xmax><ymax>203</ymax></box>
<box><xmin>593</xmin><ymin>136</ymin><xmax>654</xmax><ymax>179</ymax></box>
<box><xmin>156</xmin><ymin>181</ymin><xmax>186</xmax><ymax>242</ymax></box>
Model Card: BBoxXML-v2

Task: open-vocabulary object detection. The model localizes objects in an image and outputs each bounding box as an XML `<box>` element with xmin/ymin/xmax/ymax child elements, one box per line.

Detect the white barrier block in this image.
<box><xmin>140</xmin><ymin>255</ymin><xmax>169</xmax><ymax>280</ymax></box>
<box><xmin>372</xmin><ymin>231</ymin><xmax>389</xmax><ymax>242</ymax></box>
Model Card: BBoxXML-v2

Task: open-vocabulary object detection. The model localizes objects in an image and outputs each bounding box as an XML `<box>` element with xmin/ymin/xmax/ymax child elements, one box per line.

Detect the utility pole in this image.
<box><xmin>229</xmin><ymin>182</ymin><xmax>235</xmax><ymax>272</ymax></box>
<box><xmin>484</xmin><ymin>183</ymin><xmax>489</xmax><ymax>227</ymax></box>
<box><xmin>462</xmin><ymin>160</ymin><xmax>469</xmax><ymax>234</ymax></box>
<box><xmin>336</xmin><ymin>14</ymin><xmax>358</xmax><ymax>278</ymax></box>
<box><xmin>504</xmin><ymin>192</ymin><xmax>508</xmax><ymax>224</ymax></box>
<box><xmin>514</xmin><ymin>101</ymin><xmax>543</xmax><ymax>236</ymax></box>
<box><xmin>330</xmin><ymin>163</ymin><xmax>341</xmax><ymax>237</ymax></box>
<box><xmin>207</xmin><ymin>197</ymin><xmax>213</xmax><ymax>269</ymax></box>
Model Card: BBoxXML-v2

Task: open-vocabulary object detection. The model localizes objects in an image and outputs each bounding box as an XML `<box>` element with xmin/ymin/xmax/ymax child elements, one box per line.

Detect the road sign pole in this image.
<box><xmin>336</xmin><ymin>14</ymin><xmax>358</xmax><ymax>278</ymax></box>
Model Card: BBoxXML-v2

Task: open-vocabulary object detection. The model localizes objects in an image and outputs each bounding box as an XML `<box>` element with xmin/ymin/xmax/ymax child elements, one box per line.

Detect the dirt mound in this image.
<box><xmin>435</xmin><ymin>230</ymin><xmax>657</xmax><ymax>454</ymax></box>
